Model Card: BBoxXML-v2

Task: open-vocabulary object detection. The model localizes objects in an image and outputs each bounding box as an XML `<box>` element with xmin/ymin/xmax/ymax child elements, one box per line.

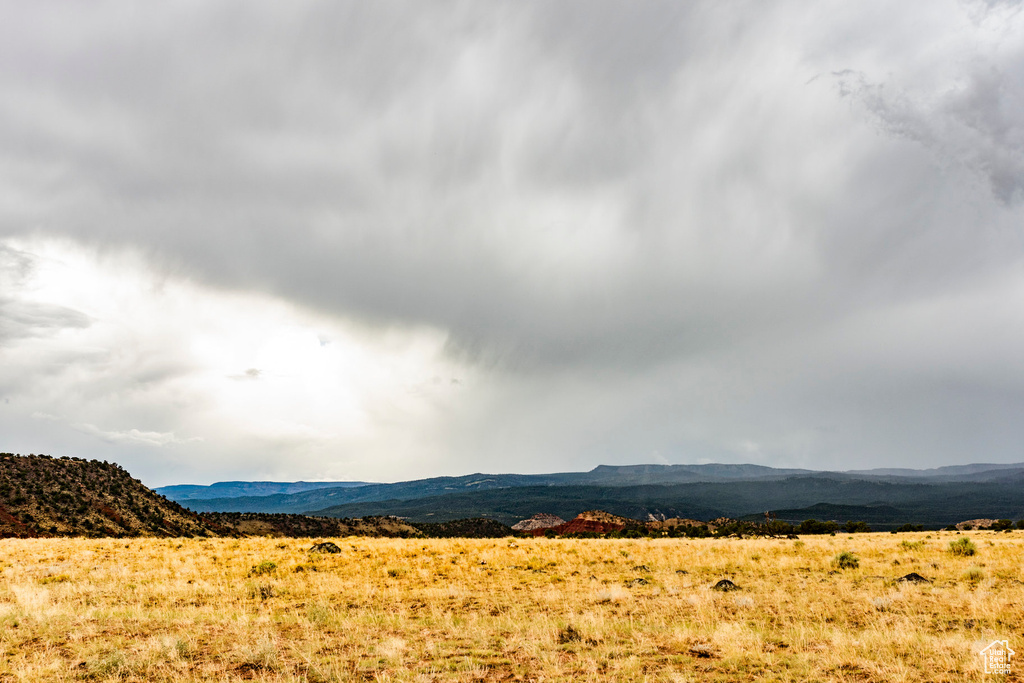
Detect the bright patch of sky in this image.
<box><xmin>1</xmin><ymin>238</ymin><xmax>469</xmax><ymax>484</ymax></box>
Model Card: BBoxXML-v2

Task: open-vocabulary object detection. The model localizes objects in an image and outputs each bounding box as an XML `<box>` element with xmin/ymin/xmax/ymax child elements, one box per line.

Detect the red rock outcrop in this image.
<box><xmin>528</xmin><ymin>510</ymin><xmax>636</xmax><ymax>536</ymax></box>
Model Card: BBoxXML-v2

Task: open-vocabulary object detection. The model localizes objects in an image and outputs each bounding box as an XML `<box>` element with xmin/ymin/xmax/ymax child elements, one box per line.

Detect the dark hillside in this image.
<box><xmin>177</xmin><ymin>472</ymin><xmax>580</xmax><ymax>513</ymax></box>
<box><xmin>310</xmin><ymin>484</ymin><xmax>728</xmax><ymax>524</ymax></box>
<box><xmin>412</xmin><ymin>518</ymin><xmax>514</xmax><ymax>538</ymax></box>
<box><xmin>310</xmin><ymin>477</ymin><xmax>1024</xmax><ymax>526</ymax></box>
<box><xmin>199</xmin><ymin>512</ymin><xmax>422</xmax><ymax>537</ymax></box>
<box><xmin>0</xmin><ymin>453</ymin><xmax>222</xmax><ymax>538</ymax></box>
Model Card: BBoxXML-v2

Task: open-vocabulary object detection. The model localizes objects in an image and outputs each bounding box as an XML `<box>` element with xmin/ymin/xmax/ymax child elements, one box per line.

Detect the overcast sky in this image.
<box><xmin>2</xmin><ymin>1</ymin><xmax>1023</xmax><ymax>486</ymax></box>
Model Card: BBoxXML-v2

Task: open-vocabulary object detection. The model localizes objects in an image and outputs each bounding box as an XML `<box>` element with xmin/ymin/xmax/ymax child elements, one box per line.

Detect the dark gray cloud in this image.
<box><xmin>836</xmin><ymin>64</ymin><xmax>1024</xmax><ymax>204</ymax></box>
<box><xmin>2</xmin><ymin>0</ymin><xmax>1024</xmax><ymax>481</ymax></box>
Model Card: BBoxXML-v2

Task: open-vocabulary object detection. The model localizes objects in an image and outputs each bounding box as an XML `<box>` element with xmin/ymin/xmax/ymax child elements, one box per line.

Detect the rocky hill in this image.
<box><xmin>511</xmin><ymin>513</ymin><xmax>565</xmax><ymax>531</ymax></box>
<box><xmin>526</xmin><ymin>510</ymin><xmax>644</xmax><ymax>536</ymax></box>
<box><xmin>954</xmin><ymin>520</ymin><xmax>1003</xmax><ymax>532</ymax></box>
<box><xmin>0</xmin><ymin>453</ymin><xmax>220</xmax><ymax>538</ymax></box>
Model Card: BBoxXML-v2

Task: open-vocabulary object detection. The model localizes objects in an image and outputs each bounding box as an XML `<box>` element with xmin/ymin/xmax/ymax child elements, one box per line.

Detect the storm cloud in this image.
<box><xmin>1</xmin><ymin>1</ymin><xmax>1023</xmax><ymax>485</ymax></box>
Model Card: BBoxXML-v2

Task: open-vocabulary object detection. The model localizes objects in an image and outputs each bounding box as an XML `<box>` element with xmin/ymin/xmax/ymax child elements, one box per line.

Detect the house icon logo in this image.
<box><xmin>980</xmin><ymin>640</ymin><xmax>1014</xmax><ymax>674</ymax></box>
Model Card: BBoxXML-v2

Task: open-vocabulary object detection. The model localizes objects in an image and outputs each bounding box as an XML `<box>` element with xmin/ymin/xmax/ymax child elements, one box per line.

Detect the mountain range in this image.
<box><xmin>161</xmin><ymin>462</ymin><xmax>1024</xmax><ymax>529</ymax></box>
<box><xmin>156</xmin><ymin>463</ymin><xmax>815</xmax><ymax>508</ymax></box>
<box><xmin>157</xmin><ymin>480</ymin><xmax>372</xmax><ymax>501</ymax></box>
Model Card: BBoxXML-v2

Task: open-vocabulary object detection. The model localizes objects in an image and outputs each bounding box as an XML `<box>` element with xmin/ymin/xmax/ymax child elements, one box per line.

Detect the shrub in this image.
<box><xmin>832</xmin><ymin>551</ymin><xmax>859</xmax><ymax>570</ymax></box>
<box><xmin>948</xmin><ymin>537</ymin><xmax>976</xmax><ymax>557</ymax></box>
<box><xmin>557</xmin><ymin>625</ymin><xmax>582</xmax><ymax>644</ymax></box>
<box><xmin>239</xmin><ymin>635</ymin><xmax>279</xmax><ymax>671</ymax></box>
<box><xmin>38</xmin><ymin>574</ymin><xmax>70</xmax><ymax>585</ymax></box>
<box><xmin>248</xmin><ymin>583</ymin><xmax>276</xmax><ymax>601</ymax></box>
<box><xmin>963</xmin><ymin>567</ymin><xmax>984</xmax><ymax>584</ymax></box>
<box><xmin>249</xmin><ymin>560</ymin><xmax>277</xmax><ymax>576</ymax></box>
<box><xmin>87</xmin><ymin>649</ymin><xmax>127</xmax><ymax>679</ymax></box>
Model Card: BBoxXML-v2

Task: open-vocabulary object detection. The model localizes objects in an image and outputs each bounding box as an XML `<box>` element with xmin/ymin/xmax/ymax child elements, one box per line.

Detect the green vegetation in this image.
<box><xmin>948</xmin><ymin>537</ymin><xmax>977</xmax><ymax>557</ymax></box>
<box><xmin>962</xmin><ymin>566</ymin><xmax>985</xmax><ymax>584</ymax></box>
<box><xmin>38</xmin><ymin>573</ymin><xmax>71</xmax><ymax>584</ymax></box>
<box><xmin>248</xmin><ymin>560</ymin><xmax>277</xmax><ymax>576</ymax></box>
<box><xmin>832</xmin><ymin>551</ymin><xmax>860</xmax><ymax>569</ymax></box>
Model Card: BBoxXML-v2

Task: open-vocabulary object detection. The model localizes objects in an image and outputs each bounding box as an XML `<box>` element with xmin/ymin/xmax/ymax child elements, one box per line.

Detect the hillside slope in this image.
<box><xmin>0</xmin><ymin>453</ymin><xmax>221</xmax><ymax>538</ymax></box>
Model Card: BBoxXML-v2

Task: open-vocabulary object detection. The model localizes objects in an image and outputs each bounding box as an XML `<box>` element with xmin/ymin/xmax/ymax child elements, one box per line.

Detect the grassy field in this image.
<box><xmin>1</xmin><ymin>532</ymin><xmax>1021</xmax><ymax>682</ymax></box>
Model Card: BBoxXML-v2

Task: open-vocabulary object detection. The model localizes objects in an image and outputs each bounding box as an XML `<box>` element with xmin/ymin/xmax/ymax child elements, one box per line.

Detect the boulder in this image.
<box><xmin>897</xmin><ymin>572</ymin><xmax>931</xmax><ymax>584</ymax></box>
<box><xmin>309</xmin><ymin>541</ymin><xmax>341</xmax><ymax>554</ymax></box>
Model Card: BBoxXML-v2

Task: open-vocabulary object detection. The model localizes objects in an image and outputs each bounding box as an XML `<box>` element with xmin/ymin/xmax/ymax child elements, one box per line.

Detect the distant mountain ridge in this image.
<box><xmin>174</xmin><ymin>473</ymin><xmax>584</xmax><ymax>513</ymax></box>
<box><xmin>167</xmin><ymin>462</ymin><xmax>1024</xmax><ymax>517</ymax></box>
<box><xmin>166</xmin><ymin>463</ymin><xmax>832</xmax><ymax>513</ymax></box>
<box><xmin>842</xmin><ymin>463</ymin><xmax>1024</xmax><ymax>482</ymax></box>
<box><xmin>156</xmin><ymin>480</ymin><xmax>372</xmax><ymax>501</ymax></box>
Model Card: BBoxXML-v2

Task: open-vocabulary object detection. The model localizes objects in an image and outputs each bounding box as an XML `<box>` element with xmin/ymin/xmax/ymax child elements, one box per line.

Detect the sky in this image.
<box><xmin>2</xmin><ymin>1</ymin><xmax>1024</xmax><ymax>486</ymax></box>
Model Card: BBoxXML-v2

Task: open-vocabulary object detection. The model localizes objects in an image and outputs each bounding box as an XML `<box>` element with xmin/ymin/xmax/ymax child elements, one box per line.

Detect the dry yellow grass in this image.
<box><xmin>1</xmin><ymin>531</ymin><xmax>1022</xmax><ymax>681</ymax></box>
